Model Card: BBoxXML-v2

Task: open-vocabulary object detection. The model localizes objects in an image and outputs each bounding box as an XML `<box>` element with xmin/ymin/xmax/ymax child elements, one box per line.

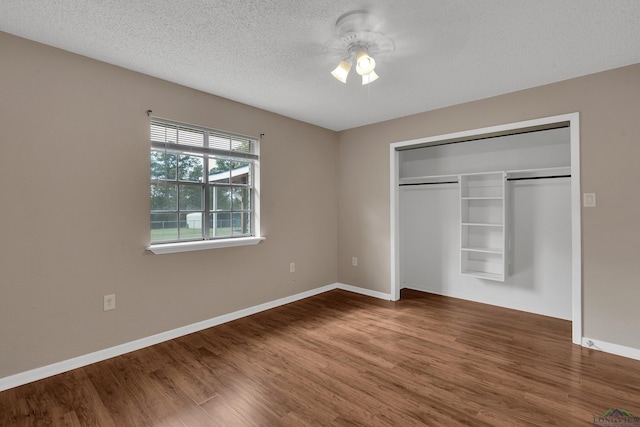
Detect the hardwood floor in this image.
<box><xmin>2</xmin><ymin>289</ymin><xmax>640</xmax><ymax>426</ymax></box>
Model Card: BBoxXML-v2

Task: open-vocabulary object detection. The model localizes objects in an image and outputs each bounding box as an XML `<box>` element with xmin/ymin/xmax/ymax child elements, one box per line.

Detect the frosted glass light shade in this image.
<box><xmin>361</xmin><ymin>70</ymin><xmax>379</xmax><ymax>85</ymax></box>
<box><xmin>331</xmin><ymin>61</ymin><xmax>351</xmax><ymax>83</ymax></box>
<box><xmin>355</xmin><ymin>51</ymin><xmax>376</xmax><ymax>76</ymax></box>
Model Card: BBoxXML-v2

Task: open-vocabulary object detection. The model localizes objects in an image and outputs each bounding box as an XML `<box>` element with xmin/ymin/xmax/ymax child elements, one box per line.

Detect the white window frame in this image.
<box><xmin>147</xmin><ymin>118</ymin><xmax>264</xmax><ymax>254</ymax></box>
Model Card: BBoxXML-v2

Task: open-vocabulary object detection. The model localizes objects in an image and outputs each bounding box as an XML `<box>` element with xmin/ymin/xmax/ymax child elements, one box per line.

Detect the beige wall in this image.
<box><xmin>0</xmin><ymin>32</ymin><xmax>338</xmax><ymax>378</ymax></box>
<box><xmin>3</xmin><ymin>28</ymin><xmax>640</xmax><ymax>379</ymax></box>
<box><xmin>337</xmin><ymin>63</ymin><xmax>640</xmax><ymax>349</ymax></box>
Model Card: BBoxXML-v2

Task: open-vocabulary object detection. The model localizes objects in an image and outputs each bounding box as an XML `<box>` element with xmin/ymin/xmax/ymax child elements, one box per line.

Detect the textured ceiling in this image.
<box><xmin>2</xmin><ymin>1</ymin><xmax>640</xmax><ymax>131</ymax></box>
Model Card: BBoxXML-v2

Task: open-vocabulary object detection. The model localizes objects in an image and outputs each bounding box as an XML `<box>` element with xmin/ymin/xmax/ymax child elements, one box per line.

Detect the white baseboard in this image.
<box><xmin>337</xmin><ymin>283</ymin><xmax>393</xmax><ymax>300</ymax></box>
<box><xmin>0</xmin><ymin>283</ymin><xmax>342</xmax><ymax>392</ymax></box>
<box><xmin>11</xmin><ymin>283</ymin><xmax>638</xmax><ymax>392</ymax></box>
<box><xmin>582</xmin><ymin>337</ymin><xmax>640</xmax><ymax>362</ymax></box>
<box><xmin>0</xmin><ymin>282</ymin><xmax>391</xmax><ymax>392</ymax></box>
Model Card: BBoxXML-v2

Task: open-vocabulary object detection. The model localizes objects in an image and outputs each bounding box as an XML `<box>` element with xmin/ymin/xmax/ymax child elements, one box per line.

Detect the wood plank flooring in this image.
<box><xmin>2</xmin><ymin>289</ymin><xmax>640</xmax><ymax>426</ymax></box>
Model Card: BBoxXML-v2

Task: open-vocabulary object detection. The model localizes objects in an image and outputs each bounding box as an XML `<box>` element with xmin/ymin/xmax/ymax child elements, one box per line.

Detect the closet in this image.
<box><xmin>397</xmin><ymin>126</ymin><xmax>573</xmax><ymax>320</ymax></box>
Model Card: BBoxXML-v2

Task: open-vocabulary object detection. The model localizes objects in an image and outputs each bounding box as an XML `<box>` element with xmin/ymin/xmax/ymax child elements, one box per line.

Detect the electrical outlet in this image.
<box><xmin>289</xmin><ymin>262</ymin><xmax>295</xmax><ymax>273</ymax></box>
<box><xmin>104</xmin><ymin>294</ymin><xmax>116</xmax><ymax>311</ymax></box>
<box><xmin>352</xmin><ymin>257</ymin><xmax>358</xmax><ymax>267</ymax></box>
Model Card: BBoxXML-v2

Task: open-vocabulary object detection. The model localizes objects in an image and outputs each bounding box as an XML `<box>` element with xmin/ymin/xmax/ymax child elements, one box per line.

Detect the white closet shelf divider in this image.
<box><xmin>459</xmin><ymin>171</ymin><xmax>507</xmax><ymax>282</ymax></box>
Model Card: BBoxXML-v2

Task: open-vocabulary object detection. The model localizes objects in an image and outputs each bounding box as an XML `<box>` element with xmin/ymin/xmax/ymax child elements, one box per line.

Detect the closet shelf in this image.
<box><xmin>461</xmin><ymin>270</ymin><xmax>504</xmax><ymax>281</ymax></box>
<box><xmin>461</xmin><ymin>246</ymin><xmax>503</xmax><ymax>254</ymax></box>
<box><xmin>462</xmin><ymin>222</ymin><xmax>503</xmax><ymax>227</ymax></box>
<box><xmin>461</xmin><ymin>196</ymin><xmax>503</xmax><ymax>200</ymax></box>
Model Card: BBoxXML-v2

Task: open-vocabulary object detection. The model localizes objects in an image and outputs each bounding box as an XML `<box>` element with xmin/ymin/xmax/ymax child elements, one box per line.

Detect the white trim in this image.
<box><xmin>389</xmin><ymin>115</ymin><xmax>574</xmax><ymax>151</ymax></box>
<box><xmin>582</xmin><ymin>337</ymin><xmax>640</xmax><ymax>362</ymax></box>
<box><xmin>10</xmin><ymin>274</ymin><xmax>627</xmax><ymax>393</ymax></box>
<box><xmin>337</xmin><ymin>283</ymin><xmax>393</xmax><ymax>300</ymax></box>
<box><xmin>569</xmin><ymin>116</ymin><xmax>583</xmax><ymax>344</ymax></box>
<box><xmin>0</xmin><ymin>283</ymin><xmax>334</xmax><ymax>392</ymax></box>
<box><xmin>147</xmin><ymin>236</ymin><xmax>265</xmax><ymax>254</ymax></box>
<box><xmin>390</xmin><ymin>147</ymin><xmax>401</xmax><ymax>301</ymax></box>
<box><xmin>0</xmin><ymin>282</ymin><xmax>394</xmax><ymax>392</ymax></box>
<box><xmin>389</xmin><ymin>113</ymin><xmax>583</xmax><ymax>344</ymax></box>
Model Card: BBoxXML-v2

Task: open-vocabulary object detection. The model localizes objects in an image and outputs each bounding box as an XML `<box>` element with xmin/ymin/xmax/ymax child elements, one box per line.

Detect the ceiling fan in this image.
<box><xmin>326</xmin><ymin>10</ymin><xmax>395</xmax><ymax>85</ymax></box>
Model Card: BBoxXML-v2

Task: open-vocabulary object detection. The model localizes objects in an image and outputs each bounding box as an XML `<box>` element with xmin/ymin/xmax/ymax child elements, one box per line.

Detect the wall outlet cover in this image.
<box><xmin>103</xmin><ymin>294</ymin><xmax>116</xmax><ymax>311</ymax></box>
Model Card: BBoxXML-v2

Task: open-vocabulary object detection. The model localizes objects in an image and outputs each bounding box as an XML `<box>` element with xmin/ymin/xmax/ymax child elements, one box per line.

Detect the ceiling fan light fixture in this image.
<box><xmin>331</xmin><ymin>60</ymin><xmax>352</xmax><ymax>83</ymax></box>
<box><xmin>355</xmin><ymin>51</ymin><xmax>376</xmax><ymax>76</ymax></box>
<box><xmin>327</xmin><ymin>10</ymin><xmax>393</xmax><ymax>86</ymax></box>
<box><xmin>361</xmin><ymin>70</ymin><xmax>379</xmax><ymax>85</ymax></box>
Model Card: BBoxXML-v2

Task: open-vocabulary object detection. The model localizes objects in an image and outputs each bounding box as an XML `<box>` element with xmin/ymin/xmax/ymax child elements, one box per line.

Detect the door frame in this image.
<box><xmin>389</xmin><ymin>112</ymin><xmax>582</xmax><ymax>345</ymax></box>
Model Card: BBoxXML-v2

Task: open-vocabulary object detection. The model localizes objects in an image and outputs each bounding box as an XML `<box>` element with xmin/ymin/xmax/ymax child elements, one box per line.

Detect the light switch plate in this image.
<box><xmin>583</xmin><ymin>193</ymin><xmax>596</xmax><ymax>207</ymax></box>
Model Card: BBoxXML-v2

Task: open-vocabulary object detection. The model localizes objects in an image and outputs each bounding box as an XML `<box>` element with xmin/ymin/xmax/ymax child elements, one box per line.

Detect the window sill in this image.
<box><xmin>147</xmin><ymin>237</ymin><xmax>265</xmax><ymax>254</ymax></box>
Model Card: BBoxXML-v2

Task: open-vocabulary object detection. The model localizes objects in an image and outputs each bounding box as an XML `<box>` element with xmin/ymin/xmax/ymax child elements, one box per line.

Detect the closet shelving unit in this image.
<box><xmin>399</xmin><ymin>166</ymin><xmax>570</xmax><ymax>283</ymax></box>
<box><xmin>459</xmin><ymin>172</ymin><xmax>507</xmax><ymax>282</ymax></box>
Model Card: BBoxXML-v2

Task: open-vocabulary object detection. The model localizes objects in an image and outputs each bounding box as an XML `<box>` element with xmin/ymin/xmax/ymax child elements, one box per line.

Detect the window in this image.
<box><xmin>149</xmin><ymin>118</ymin><xmax>259</xmax><ymax>248</ymax></box>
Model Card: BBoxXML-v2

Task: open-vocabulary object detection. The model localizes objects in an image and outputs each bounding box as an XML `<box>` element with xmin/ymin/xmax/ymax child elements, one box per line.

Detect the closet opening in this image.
<box><xmin>390</xmin><ymin>113</ymin><xmax>582</xmax><ymax>344</ymax></box>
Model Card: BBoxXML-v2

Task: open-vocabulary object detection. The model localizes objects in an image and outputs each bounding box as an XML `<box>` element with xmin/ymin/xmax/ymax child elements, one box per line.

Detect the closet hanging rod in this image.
<box><xmin>400</xmin><ymin>175</ymin><xmax>570</xmax><ymax>186</ymax></box>
<box><xmin>399</xmin><ymin>181</ymin><xmax>459</xmax><ymax>187</ymax></box>
<box><xmin>507</xmin><ymin>174</ymin><xmax>571</xmax><ymax>182</ymax></box>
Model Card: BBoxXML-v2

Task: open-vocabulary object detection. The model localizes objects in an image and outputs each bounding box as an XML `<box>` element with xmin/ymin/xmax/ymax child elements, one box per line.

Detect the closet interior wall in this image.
<box><xmin>398</xmin><ymin>127</ymin><xmax>572</xmax><ymax>319</ymax></box>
